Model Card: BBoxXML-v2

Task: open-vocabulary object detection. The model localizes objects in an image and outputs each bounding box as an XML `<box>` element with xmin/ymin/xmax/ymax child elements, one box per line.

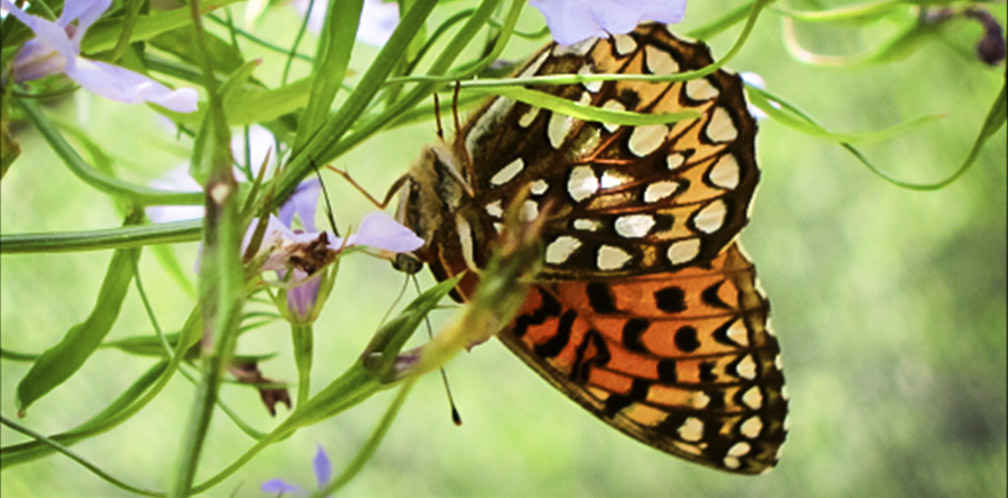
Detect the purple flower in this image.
<box><xmin>291</xmin><ymin>0</ymin><xmax>399</xmax><ymax>45</ymax></box>
<box><xmin>261</xmin><ymin>445</ymin><xmax>332</xmax><ymax>496</ymax></box>
<box><xmin>529</xmin><ymin>0</ymin><xmax>687</xmax><ymax>45</ymax></box>
<box><xmin>241</xmin><ymin>179</ymin><xmax>423</xmax><ymax>322</ymax></box>
<box><xmin>1</xmin><ymin>0</ymin><xmax>198</xmax><ymax>112</ymax></box>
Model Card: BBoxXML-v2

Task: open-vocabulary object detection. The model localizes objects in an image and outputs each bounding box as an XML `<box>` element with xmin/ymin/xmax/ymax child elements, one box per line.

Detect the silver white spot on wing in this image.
<box><xmin>545</xmin><ymin>235</ymin><xmax>582</xmax><ymax>264</ymax></box>
<box><xmin>667</xmin><ymin>152</ymin><xmax>686</xmax><ymax>170</ymax></box>
<box><xmin>601</xmin><ymin>99</ymin><xmax>626</xmax><ymax>132</ymax></box>
<box><xmin>740</xmin><ymin>416</ymin><xmax>763</xmax><ymax>439</ymax></box>
<box><xmin>742</xmin><ymin>386</ymin><xmax>763</xmax><ymax>409</ymax></box>
<box><xmin>709</xmin><ymin>154</ymin><xmax>741</xmax><ymax>189</ymax></box>
<box><xmin>678</xmin><ymin>417</ymin><xmax>704</xmax><ymax>442</ymax></box>
<box><xmin>685</xmin><ymin>78</ymin><xmax>720</xmax><ymax>101</ymax></box>
<box><xmin>456</xmin><ymin>216</ymin><xmax>475</xmax><ymax>270</ymax></box>
<box><xmin>644</xmin><ymin>180</ymin><xmax>679</xmax><ymax>203</ymax></box>
<box><xmin>518</xmin><ymin>107</ymin><xmax>540</xmax><ymax>128</ymax></box>
<box><xmin>736</xmin><ymin>354</ymin><xmax>757</xmax><ymax>380</ymax></box>
<box><xmin>484</xmin><ymin>200</ymin><xmax>503</xmax><ymax>218</ymax></box>
<box><xmin>706</xmin><ymin>107</ymin><xmax>738</xmax><ymax>142</ymax></box>
<box><xmin>613</xmin><ymin>34</ymin><xmax>637</xmax><ymax>55</ymax></box>
<box><xmin>567</xmin><ymin>166</ymin><xmax>599</xmax><ymax>202</ymax></box>
<box><xmin>520</xmin><ymin>199</ymin><xmax>539</xmax><ymax>222</ymax></box>
<box><xmin>693</xmin><ymin>199</ymin><xmax>727</xmax><ymax>233</ymax></box>
<box><xmin>489</xmin><ymin>157</ymin><xmax>524</xmax><ymax>186</ymax></box>
<box><xmin>529</xmin><ymin>179</ymin><xmax>549</xmax><ymax>195</ymax></box>
<box><xmin>691</xmin><ymin>391</ymin><xmax>711</xmax><ymax>409</ymax></box>
<box><xmin>628</xmin><ymin>124</ymin><xmax>668</xmax><ymax>157</ymax></box>
<box><xmin>600</xmin><ymin>169</ymin><xmax>632</xmax><ymax>189</ymax></box>
<box><xmin>597</xmin><ymin>245</ymin><xmax>632</xmax><ymax>270</ymax></box>
<box><xmin>726</xmin><ymin>319</ymin><xmax>749</xmax><ymax>347</ymax></box>
<box><xmin>614</xmin><ymin>214</ymin><xmax>656</xmax><ymax>238</ymax></box>
<box><xmin>547</xmin><ymin>92</ymin><xmax>591</xmax><ymax>149</ymax></box>
<box><xmin>552</xmin><ymin>37</ymin><xmax>598</xmax><ymax>57</ymax></box>
<box><xmin>644</xmin><ymin>44</ymin><xmax>679</xmax><ymax>75</ymax></box>
<box><xmin>573</xmin><ymin>218</ymin><xmax>602</xmax><ymax>232</ymax></box>
<box><xmin>579</xmin><ymin>64</ymin><xmax>602</xmax><ymax>93</ymax></box>
<box><xmin>728</xmin><ymin>442</ymin><xmax>751</xmax><ymax>457</ymax></box>
<box><xmin>667</xmin><ymin>238</ymin><xmax>701</xmax><ymax>264</ymax></box>
<box><xmin>465</xmin><ymin>97</ymin><xmax>515</xmax><ymax>159</ymax></box>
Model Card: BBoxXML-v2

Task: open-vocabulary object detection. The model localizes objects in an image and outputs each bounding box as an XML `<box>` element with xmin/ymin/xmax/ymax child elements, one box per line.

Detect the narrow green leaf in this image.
<box><xmin>746</xmin><ymin>85</ymin><xmax>944</xmax><ymax>143</ymax></box>
<box><xmin>0</xmin><ymin>219</ymin><xmax>202</xmax><ymax>254</ymax></box>
<box><xmin>1</xmin><ymin>359</ymin><xmax>169</xmax><ymax>468</ymax></box>
<box><xmin>148</xmin><ymin>25</ymin><xmax>245</xmax><ymax>75</ymax></box>
<box><xmin>275</xmin><ymin>0</ymin><xmax>442</xmax><ymax>200</ymax></box>
<box><xmin>314</xmin><ymin>381</ymin><xmax>414</xmax><ymax>497</ymax></box>
<box><xmin>82</xmin><ymin>0</ymin><xmax>244</xmax><ymax>53</ymax></box>
<box><xmin>293</xmin><ymin>0</ymin><xmax>365</xmax><ymax>153</ymax></box>
<box><xmin>15</xmin><ymin>211</ymin><xmax>144</xmax><ymax>414</ymax></box>
<box><xmin>359</xmin><ymin>275</ymin><xmax>462</xmax><ymax>379</ymax></box>
<box><xmin>15</xmin><ymin>99</ymin><xmax>203</xmax><ymax>206</ymax></box>
<box><xmin>478</xmin><ymin>86</ymin><xmax>700</xmax><ymax>125</ymax></box>
<box><xmin>0</xmin><ymin>416</ymin><xmax>163</xmax><ymax>497</ymax></box>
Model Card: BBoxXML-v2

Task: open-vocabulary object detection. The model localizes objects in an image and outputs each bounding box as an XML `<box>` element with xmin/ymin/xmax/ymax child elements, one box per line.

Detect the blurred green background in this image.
<box><xmin>1</xmin><ymin>1</ymin><xmax>1005</xmax><ymax>496</ymax></box>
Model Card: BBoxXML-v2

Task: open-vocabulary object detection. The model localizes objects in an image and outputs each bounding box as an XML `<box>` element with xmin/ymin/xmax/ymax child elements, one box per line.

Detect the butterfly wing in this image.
<box><xmin>498</xmin><ymin>242</ymin><xmax>787</xmax><ymax>473</ymax></box>
<box><xmin>458</xmin><ymin>24</ymin><xmax>759</xmax><ymax>278</ymax></box>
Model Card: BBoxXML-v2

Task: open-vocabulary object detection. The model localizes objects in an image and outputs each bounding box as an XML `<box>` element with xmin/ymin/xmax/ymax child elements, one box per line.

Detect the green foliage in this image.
<box><xmin>0</xmin><ymin>0</ymin><xmax>1004</xmax><ymax>496</ymax></box>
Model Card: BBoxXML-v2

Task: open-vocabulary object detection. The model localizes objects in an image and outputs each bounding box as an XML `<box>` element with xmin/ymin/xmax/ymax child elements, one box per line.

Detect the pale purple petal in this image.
<box><xmin>344</xmin><ymin>212</ymin><xmax>424</xmax><ymax>253</ymax></box>
<box><xmin>358</xmin><ymin>0</ymin><xmax>399</xmax><ymax>46</ymax></box>
<box><xmin>530</xmin><ymin>0</ymin><xmax>687</xmax><ymax>45</ymax></box>
<box><xmin>261</xmin><ymin>478</ymin><xmax>301</xmax><ymax>494</ymax></box>
<box><xmin>278</xmin><ymin>179</ymin><xmax>320</xmax><ymax>232</ymax></box>
<box><xmin>59</xmin><ymin>0</ymin><xmax>112</xmax><ymax>49</ymax></box>
<box><xmin>312</xmin><ymin>445</ymin><xmax>332</xmax><ymax>489</ymax></box>
<box><xmin>286</xmin><ymin>271</ymin><xmax>322</xmax><ymax>320</ymax></box>
<box><xmin>291</xmin><ymin>0</ymin><xmax>327</xmax><ymax>33</ymax></box>
<box><xmin>230</xmin><ymin>125</ymin><xmax>276</xmax><ymax>178</ymax></box>
<box><xmin>2</xmin><ymin>0</ymin><xmax>74</xmax><ymax>81</ymax></box>
<box><xmin>146</xmin><ymin>165</ymin><xmax>204</xmax><ymax>223</ymax></box>
<box><xmin>64</xmin><ymin>58</ymin><xmax>199</xmax><ymax>112</ymax></box>
<box><xmin>739</xmin><ymin>71</ymin><xmax>771</xmax><ymax>120</ymax></box>
<box><xmin>529</xmin><ymin>0</ymin><xmax>606</xmax><ymax>45</ymax></box>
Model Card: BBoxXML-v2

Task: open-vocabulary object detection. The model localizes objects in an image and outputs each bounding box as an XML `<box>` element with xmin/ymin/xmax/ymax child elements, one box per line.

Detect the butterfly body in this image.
<box><xmin>397</xmin><ymin>24</ymin><xmax>787</xmax><ymax>474</ymax></box>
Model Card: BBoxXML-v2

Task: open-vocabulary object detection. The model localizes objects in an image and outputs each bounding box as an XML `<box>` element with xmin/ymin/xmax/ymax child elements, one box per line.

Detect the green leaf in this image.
<box><xmin>746</xmin><ymin>85</ymin><xmax>944</xmax><ymax>143</ymax></box>
<box><xmin>2</xmin><ymin>359</ymin><xmax>169</xmax><ymax>468</ymax></box>
<box><xmin>81</xmin><ymin>0</ymin><xmax>245</xmax><ymax>53</ymax></box>
<box><xmin>293</xmin><ymin>0</ymin><xmax>365</xmax><ymax>152</ymax></box>
<box><xmin>15</xmin><ymin>99</ymin><xmax>203</xmax><ymax>206</ymax></box>
<box><xmin>477</xmin><ymin>86</ymin><xmax>701</xmax><ymax>125</ymax></box>
<box><xmin>358</xmin><ymin>275</ymin><xmax>462</xmax><ymax>380</ymax></box>
<box><xmin>148</xmin><ymin>25</ymin><xmax>246</xmax><ymax>75</ymax></box>
<box><xmin>0</xmin><ymin>219</ymin><xmax>202</xmax><ymax>254</ymax></box>
<box><xmin>15</xmin><ymin>211</ymin><xmax>144</xmax><ymax>414</ymax></box>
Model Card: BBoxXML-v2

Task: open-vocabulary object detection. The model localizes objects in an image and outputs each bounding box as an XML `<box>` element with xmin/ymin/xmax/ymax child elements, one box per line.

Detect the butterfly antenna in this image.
<box><xmin>433</xmin><ymin>91</ymin><xmax>445</xmax><ymax>140</ymax></box>
<box><xmin>412</xmin><ymin>274</ymin><xmax>463</xmax><ymax>426</ymax></box>
<box><xmin>312</xmin><ymin>159</ymin><xmax>340</xmax><ymax>237</ymax></box>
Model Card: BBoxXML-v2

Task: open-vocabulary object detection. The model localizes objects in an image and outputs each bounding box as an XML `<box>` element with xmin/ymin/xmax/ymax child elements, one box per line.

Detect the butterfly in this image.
<box><xmin>395</xmin><ymin>23</ymin><xmax>788</xmax><ymax>474</ymax></box>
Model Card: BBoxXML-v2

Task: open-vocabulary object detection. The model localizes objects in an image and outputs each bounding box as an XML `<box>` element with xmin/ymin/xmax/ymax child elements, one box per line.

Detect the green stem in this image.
<box><xmin>292</xmin><ymin>323</ymin><xmax>314</xmax><ymax>407</ymax></box>
<box><xmin>0</xmin><ymin>416</ymin><xmax>164</xmax><ymax>497</ymax></box>
<box><xmin>15</xmin><ymin>99</ymin><xmax>203</xmax><ymax>206</ymax></box>
<box><xmin>0</xmin><ymin>220</ymin><xmax>202</xmax><ymax>254</ymax></box>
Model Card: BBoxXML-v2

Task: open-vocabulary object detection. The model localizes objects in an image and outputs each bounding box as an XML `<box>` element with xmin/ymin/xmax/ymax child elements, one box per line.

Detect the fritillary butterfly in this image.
<box><xmin>396</xmin><ymin>23</ymin><xmax>788</xmax><ymax>474</ymax></box>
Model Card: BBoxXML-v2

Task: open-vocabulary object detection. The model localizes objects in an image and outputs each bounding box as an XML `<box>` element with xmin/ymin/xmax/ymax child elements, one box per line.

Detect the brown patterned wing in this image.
<box><xmin>497</xmin><ymin>243</ymin><xmax>787</xmax><ymax>473</ymax></box>
<box><xmin>457</xmin><ymin>24</ymin><xmax>759</xmax><ymax>279</ymax></box>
